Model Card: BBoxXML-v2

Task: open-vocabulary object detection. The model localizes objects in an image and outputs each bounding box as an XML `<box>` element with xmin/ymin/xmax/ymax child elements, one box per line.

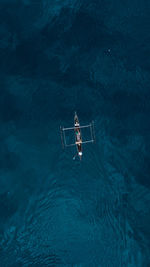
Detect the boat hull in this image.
<box><xmin>74</xmin><ymin>112</ymin><xmax>82</xmax><ymax>160</ymax></box>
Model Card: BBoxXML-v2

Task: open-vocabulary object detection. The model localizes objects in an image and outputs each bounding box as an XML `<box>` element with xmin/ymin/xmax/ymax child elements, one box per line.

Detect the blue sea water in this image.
<box><xmin>0</xmin><ymin>0</ymin><xmax>150</xmax><ymax>266</ymax></box>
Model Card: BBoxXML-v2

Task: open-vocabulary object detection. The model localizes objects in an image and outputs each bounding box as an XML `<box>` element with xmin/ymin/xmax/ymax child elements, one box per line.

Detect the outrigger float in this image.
<box><xmin>60</xmin><ymin>112</ymin><xmax>95</xmax><ymax>160</ymax></box>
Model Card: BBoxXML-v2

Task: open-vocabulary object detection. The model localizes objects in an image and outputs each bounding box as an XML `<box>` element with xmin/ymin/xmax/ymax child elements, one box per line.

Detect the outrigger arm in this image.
<box><xmin>62</xmin><ymin>124</ymin><xmax>92</xmax><ymax>131</ymax></box>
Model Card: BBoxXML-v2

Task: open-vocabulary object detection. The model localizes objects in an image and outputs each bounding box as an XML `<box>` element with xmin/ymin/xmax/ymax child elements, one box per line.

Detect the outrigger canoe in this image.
<box><xmin>60</xmin><ymin>112</ymin><xmax>95</xmax><ymax>160</ymax></box>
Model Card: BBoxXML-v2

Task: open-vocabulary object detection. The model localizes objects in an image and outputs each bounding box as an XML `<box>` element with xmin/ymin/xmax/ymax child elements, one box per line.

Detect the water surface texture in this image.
<box><xmin>0</xmin><ymin>0</ymin><xmax>150</xmax><ymax>266</ymax></box>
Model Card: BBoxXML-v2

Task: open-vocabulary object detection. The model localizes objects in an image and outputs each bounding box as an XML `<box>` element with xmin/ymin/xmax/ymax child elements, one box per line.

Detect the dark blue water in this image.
<box><xmin>0</xmin><ymin>0</ymin><xmax>150</xmax><ymax>266</ymax></box>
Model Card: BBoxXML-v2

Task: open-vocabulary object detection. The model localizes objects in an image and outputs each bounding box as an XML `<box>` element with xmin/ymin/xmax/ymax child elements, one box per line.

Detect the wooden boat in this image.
<box><xmin>60</xmin><ymin>112</ymin><xmax>95</xmax><ymax>160</ymax></box>
<box><xmin>74</xmin><ymin>112</ymin><xmax>82</xmax><ymax>160</ymax></box>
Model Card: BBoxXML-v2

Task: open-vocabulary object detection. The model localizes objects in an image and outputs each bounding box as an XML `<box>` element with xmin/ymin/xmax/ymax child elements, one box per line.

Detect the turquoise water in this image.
<box><xmin>0</xmin><ymin>0</ymin><xmax>150</xmax><ymax>266</ymax></box>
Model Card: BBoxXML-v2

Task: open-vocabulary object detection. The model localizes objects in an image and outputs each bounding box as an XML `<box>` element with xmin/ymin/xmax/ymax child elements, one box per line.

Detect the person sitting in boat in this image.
<box><xmin>77</xmin><ymin>132</ymin><xmax>80</xmax><ymax>141</ymax></box>
<box><xmin>76</xmin><ymin>130</ymin><xmax>82</xmax><ymax>144</ymax></box>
